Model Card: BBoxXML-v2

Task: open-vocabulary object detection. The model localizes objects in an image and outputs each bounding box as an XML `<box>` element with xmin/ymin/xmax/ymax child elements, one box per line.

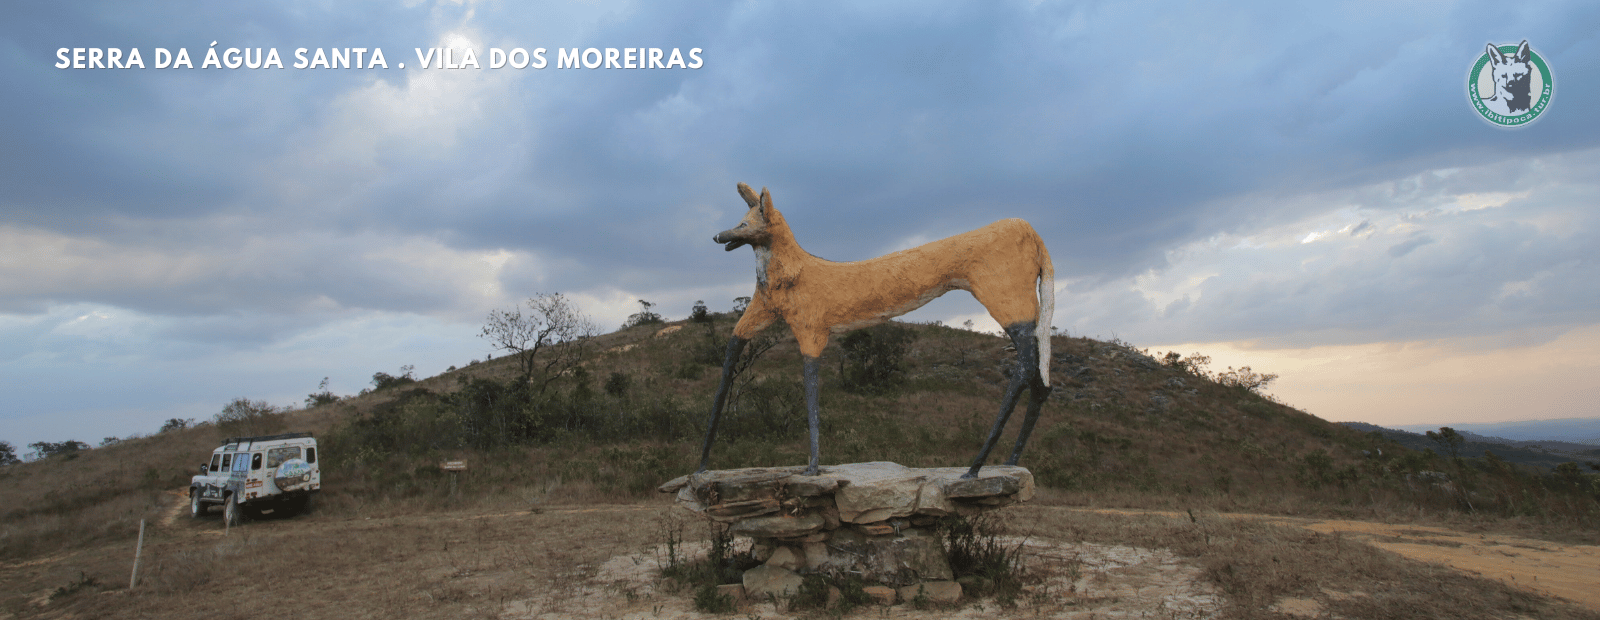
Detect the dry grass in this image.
<box><xmin>0</xmin><ymin>429</ymin><xmax>209</xmax><ymax>561</ymax></box>
<box><xmin>8</xmin><ymin>316</ymin><xmax>1594</xmax><ymax>567</ymax></box>
<box><xmin>3</xmin><ymin>499</ymin><xmax>671</xmax><ymax>620</ymax></box>
<box><xmin>0</xmin><ymin>402</ymin><xmax>354</xmax><ymax>563</ymax></box>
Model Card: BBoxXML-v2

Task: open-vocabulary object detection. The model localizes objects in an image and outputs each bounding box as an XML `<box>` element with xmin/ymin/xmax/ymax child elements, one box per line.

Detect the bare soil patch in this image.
<box><xmin>1067</xmin><ymin>507</ymin><xmax>1600</xmax><ymax>615</ymax></box>
<box><xmin>502</xmin><ymin>537</ymin><xmax>1221</xmax><ymax>619</ymax></box>
<box><xmin>1297</xmin><ymin>518</ymin><xmax>1600</xmax><ymax>611</ymax></box>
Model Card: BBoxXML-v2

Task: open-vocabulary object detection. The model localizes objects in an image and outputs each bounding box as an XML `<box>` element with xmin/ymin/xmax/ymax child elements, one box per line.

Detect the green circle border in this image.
<box><xmin>1468</xmin><ymin>44</ymin><xmax>1553</xmax><ymax>127</ymax></box>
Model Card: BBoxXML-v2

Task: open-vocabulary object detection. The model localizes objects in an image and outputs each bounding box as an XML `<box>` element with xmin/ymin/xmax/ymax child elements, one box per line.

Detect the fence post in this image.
<box><xmin>130</xmin><ymin>518</ymin><xmax>146</xmax><ymax>589</ymax></box>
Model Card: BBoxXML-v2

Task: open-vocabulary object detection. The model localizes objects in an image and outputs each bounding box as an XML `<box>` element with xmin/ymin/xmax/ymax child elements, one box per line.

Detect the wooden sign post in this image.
<box><xmin>440</xmin><ymin>460</ymin><xmax>468</xmax><ymax>497</ymax></box>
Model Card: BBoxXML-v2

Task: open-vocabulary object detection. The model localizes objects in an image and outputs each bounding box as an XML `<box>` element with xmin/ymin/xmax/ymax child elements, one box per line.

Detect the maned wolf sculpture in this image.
<box><xmin>699</xmin><ymin>183</ymin><xmax>1055</xmax><ymax>478</ymax></box>
<box><xmin>1483</xmin><ymin>40</ymin><xmax>1533</xmax><ymax>116</ymax></box>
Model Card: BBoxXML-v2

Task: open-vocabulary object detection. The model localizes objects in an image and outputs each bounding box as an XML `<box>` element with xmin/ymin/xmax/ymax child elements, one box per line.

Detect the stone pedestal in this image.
<box><xmin>659</xmin><ymin>462</ymin><xmax>1032</xmax><ymax>597</ymax></box>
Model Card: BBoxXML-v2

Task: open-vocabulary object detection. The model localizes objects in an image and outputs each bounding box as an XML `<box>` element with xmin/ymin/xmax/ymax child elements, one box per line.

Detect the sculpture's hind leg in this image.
<box><xmin>1006</xmin><ymin>351</ymin><xmax>1052</xmax><ymax>466</ymax></box>
<box><xmin>964</xmin><ymin>321</ymin><xmax>1039</xmax><ymax>479</ymax></box>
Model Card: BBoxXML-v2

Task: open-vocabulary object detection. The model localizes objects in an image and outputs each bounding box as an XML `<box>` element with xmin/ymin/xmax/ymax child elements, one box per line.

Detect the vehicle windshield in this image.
<box><xmin>267</xmin><ymin>446</ymin><xmax>302</xmax><ymax>468</ymax></box>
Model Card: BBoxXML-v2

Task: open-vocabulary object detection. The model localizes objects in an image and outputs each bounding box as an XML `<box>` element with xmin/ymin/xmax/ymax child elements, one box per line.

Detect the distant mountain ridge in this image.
<box><xmin>1395</xmin><ymin>418</ymin><xmax>1600</xmax><ymax>446</ymax></box>
<box><xmin>1340</xmin><ymin>421</ymin><xmax>1600</xmax><ymax>471</ymax></box>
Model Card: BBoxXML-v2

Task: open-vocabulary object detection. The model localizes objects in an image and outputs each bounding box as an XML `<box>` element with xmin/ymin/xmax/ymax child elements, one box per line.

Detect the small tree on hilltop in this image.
<box><xmin>305</xmin><ymin>377</ymin><xmax>340</xmax><ymax>408</ymax></box>
<box><xmin>1158</xmin><ymin>351</ymin><xmax>1213</xmax><ymax>379</ymax></box>
<box><xmin>371</xmin><ymin>365</ymin><xmax>416</xmax><ymax>391</ymax></box>
<box><xmin>0</xmin><ymin>441</ymin><xmax>19</xmax><ymax>466</ymax></box>
<box><xmin>621</xmin><ymin>299</ymin><xmax>663</xmax><ymax>329</ymax></box>
<box><xmin>215</xmin><ymin>398</ymin><xmax>285</xmax><ymax>437</ymax></box>
<box><xmin>1217</xmin><ymin>366</ymin><xmax>1279</xmax><ymax>393</ymax></box>
<box><xmin>28</xmin><ymin>440</ymin><xmax>89</xmax><ymax>460</ymax></box>
<box><xmin>159</xmin><ymin>418</ymin><xmax>195</xmax><ymax>433</ymax></box>
<box><xmin>480</xmin><ymin>293</ymin><xmax>597</xmax><ymax>394</ymax></box>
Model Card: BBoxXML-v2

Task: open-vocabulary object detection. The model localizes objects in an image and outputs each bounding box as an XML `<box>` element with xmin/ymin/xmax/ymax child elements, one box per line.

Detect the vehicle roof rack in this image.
<box><xmin>220</xmin><ymin>431</ymin><xmax>314</xmax><ymax>446</ymax></box>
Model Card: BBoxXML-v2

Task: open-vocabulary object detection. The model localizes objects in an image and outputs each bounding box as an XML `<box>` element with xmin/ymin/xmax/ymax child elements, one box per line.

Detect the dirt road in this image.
<box><xmin>1296</xmin><ymin>518</ymin><xmax>1600</xmax><ymax>611</ymax></box>
<box><xmin>1069</xmin><ymin>507</ymin><xmax>1600</xmax><ymax>615</ymax></box>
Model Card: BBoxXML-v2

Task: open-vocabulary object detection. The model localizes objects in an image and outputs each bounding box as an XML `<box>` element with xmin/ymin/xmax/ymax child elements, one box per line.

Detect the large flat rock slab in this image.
<box><xmin>661</xmin><ymin>462</ymin><xmax>1033</xmax><ymax>587</ymax></box>
<box><xmin>662</xmin><ymin>461</ymin><xmax>1034</xmax><ymax>523</ymax></box>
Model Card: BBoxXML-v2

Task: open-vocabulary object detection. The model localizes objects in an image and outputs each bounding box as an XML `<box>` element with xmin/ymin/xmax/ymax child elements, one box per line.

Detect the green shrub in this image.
<box><xmin>370</xmin><ymin>366</ymin><xmax>417</xmax><ymax>391</ymax></box>
<box><xmin>604</xmin><ymin>372</ymin><xmax>631</xmax><ymax>397</ymax></box>
<box><xmin>838</xmin><ymin>323</ymin><xmax>917</xmax><ymax>393</ymax></box>
<box><xmin>939</xmin><ymin>513</ymin><xmax>1025</xmax><ymax>602</ymax></box>
<box><xmin>659</xmin><ymin>519</ymin><xmax>758</xmax><ymax>606</ymax></box>
<box><xmin>789</xmin><ymin>573</ymin><xmax>831</xmax><ymax>610</ymax></box>
<box><xmin>692</xmin><ymin>583</ymin><xmax>734</xmax><ymax>613</ymax></box>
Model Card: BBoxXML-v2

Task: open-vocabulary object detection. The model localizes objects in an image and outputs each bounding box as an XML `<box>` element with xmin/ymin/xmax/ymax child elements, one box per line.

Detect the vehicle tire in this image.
<box><xmin>190</xmin><ymin>489</ymin><xmax>205</xmax><ymax>518</ymax></box>
<box><xmin>282</xmin><ymin>495</ymin><xmax>312</xmax><ymax>516</ymax></box>
<box><xmin>223</xmin><ymin>495</ymin><xmax>244</xmax><ymax>527</ymax></box>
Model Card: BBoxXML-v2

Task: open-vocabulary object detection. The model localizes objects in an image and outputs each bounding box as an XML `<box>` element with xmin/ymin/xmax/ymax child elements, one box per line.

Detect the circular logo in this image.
<box><xmin>275</xmin><ymin>458</ymin><xmax>313</xmax><ymax>491</ymax></box>
<box><xmin>1468</xmin><ymin>40</ymin><xmax>1553</xmax><ymax>127</ymax></box>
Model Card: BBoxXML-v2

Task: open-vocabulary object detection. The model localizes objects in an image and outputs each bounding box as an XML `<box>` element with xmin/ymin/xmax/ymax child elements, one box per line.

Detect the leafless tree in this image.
<box><xmin>1217</xmin><ymin>366</ymin><xmax>1279</xmax><ymax>393</ymax></box>
<box><xmin>480</xmin><ymin>293</ymin><xmax>597</xmax><ymax>394</ymax></box>
<box><xmin>726</xmin><ymin>324</ymin><xmax>783</xmax><ymax>415</ymax></box>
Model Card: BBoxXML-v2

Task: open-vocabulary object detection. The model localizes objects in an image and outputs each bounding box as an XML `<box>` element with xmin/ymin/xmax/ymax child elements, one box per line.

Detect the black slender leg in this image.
<box><xmin>803</xmin><ymin>356</ymin><xmax>822</xmax><ymax>476</ymax></box>
<box><xmin>1006</xmin><ymin>371</ymin><xmax>1052</xmax><ymax>466</ymax></box>
<box><xmin>697</xmin><ymin>335</ymin><xmax>748</xmax><ymax>473</ymax></box>
<box><xmin>965</xmin><ymin>322</ymin><xmax>1036</xmax><ymax>479</ymax></box>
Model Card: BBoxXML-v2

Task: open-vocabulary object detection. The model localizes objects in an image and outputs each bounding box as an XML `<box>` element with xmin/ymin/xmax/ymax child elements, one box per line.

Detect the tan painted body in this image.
<box><xmin>704</xmin><ymin>183</ymin><xmax>1056</xmax><ymax>477</ymax></box>
<box><xmin>721</xmin><ymin>185</ymin><xmax>1053</xmax><ymax>382</ymax></box>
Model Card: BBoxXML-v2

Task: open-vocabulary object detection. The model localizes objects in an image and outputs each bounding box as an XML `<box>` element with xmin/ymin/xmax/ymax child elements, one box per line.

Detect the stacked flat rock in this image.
<box><xmin>658</xmin><ymin>461</ymin><xmax>1033</xmax><ymax>601</ymax></box>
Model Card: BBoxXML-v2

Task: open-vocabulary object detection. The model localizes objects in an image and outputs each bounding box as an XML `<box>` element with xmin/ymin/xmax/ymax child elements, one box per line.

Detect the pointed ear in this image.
<box><xmin>737</xmin><ymin>183</ymin><xmax>761</xmax><ymax>209</ymax></box>
<box><xmin>1515</xmin><ymin>40</ymin><xmax>1530</xmax><ymax>62</ymax></box>
<box><xmin>760</xmin><ymin>188</ymin><xmax>774</xmax><ymax>216</ymax></box>
<box><xmin>1486</xmin><ymin>43</ymin><xmax>1503</xmax><ymax>64</ymax></box>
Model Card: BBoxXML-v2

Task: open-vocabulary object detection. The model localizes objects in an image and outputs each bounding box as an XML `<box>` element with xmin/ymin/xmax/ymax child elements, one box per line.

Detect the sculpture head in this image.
<box><xmin>714</xmin><ymin>183</ymin><xmax>777</xmax><ymax>251</ymax></box>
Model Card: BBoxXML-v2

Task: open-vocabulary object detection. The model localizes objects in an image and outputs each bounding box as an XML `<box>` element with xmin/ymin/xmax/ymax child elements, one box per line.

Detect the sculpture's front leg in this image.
<box><xmin>697</xmin><ymin>335</ymin><xmax>748</xmax><ymax>473</ymax></box>
<box><xmin>803</xmin><ymin>355</ymin><xmax>822</xmax><ymax>476</ymax></box>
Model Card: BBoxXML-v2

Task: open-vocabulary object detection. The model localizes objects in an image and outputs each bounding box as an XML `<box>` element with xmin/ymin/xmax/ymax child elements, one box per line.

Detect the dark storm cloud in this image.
<box><xmin>5</xmin><ymin>0</ymin><xmax>1600</xmax><ymax>447</ymax></box>
<box><xmin>1101</xmin><ymin>149</ymin><xmax>1600</xmax><ymax>348</ymax></box>
<box><xmin>5</xmin><ymin>0</ymin><xmax>1598</xmax><ymax>322</ymax></box>
<box><xmin>0</xmin><ymin>1</ymin><xmax>431</xmax><ymax>227</ymax></box>
<box><xmin>380</xmin><ymin>0</ymin><xmax>1600</xmax><ymax>290</ymax></box>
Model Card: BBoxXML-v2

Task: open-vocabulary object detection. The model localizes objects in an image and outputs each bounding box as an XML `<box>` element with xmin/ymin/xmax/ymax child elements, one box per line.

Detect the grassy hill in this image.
<box><xmin>4</xmin><ymin>312</ymin><xmax>1599</xmax><ymax>566</ymax></box>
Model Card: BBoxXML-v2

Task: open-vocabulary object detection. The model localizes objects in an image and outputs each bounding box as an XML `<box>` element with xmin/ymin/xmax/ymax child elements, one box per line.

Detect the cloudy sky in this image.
<box><xmin>3</xmin><ymin>0</ymin><xmax>1597</xmax><ymax>451</ymax></box>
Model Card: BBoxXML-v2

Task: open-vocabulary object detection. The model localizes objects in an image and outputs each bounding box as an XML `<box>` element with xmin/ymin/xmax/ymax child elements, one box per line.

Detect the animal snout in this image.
<box><xmin>714</xmin><ymin>229</ymin><xmax>746</xmax><ymax>251</ymax></box>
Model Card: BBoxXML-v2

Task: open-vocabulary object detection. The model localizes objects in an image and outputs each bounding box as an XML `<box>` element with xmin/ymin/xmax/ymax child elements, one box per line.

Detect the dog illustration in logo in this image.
<box><xmin>1482</xmin><ymin>40</ymin><xmax>1532</xmax><ymax>116</ymax></box>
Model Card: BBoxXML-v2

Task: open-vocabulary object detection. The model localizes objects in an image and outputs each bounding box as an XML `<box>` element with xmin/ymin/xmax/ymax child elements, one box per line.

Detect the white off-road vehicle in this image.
<box><xmin>190</xmin><ymin>432</ymin><xmax>321</xmax><ymax>526</ymax></box>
